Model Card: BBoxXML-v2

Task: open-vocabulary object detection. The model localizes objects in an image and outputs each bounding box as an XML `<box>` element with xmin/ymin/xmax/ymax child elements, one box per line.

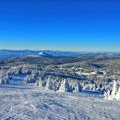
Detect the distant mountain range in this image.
<box><xmin>0</xmin><ymin>50</ymin><xmax>119</xmax><ymax>60</ymax></box>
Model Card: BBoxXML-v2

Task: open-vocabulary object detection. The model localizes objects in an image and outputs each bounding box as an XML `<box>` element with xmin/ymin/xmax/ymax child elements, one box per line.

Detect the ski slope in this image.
<box><xmin>0</xmin><ymin>80</ymin><xmax>120</xmax><ymax>120</ymax></box>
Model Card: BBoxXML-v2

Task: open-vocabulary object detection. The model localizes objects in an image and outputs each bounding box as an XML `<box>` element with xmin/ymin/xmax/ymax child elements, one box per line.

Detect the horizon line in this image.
<box><xmin>0</xmin><ymin>49</ymin><xmax>120</xmax><ymax>53</ymax></box>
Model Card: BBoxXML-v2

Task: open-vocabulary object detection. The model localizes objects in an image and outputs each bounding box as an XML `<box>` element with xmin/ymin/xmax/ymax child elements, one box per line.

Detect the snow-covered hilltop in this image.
<box><xmin>0</xmin><ymin>54</ymin><xmax>120</xmax><ymax>119</ymax></box>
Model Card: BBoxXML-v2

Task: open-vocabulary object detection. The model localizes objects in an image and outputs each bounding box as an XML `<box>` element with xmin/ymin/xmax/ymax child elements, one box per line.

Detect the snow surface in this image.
<box><xmin>0</xmin><ymin>80</ymin><xmax>120</xmax><ymax>120</ymax></box>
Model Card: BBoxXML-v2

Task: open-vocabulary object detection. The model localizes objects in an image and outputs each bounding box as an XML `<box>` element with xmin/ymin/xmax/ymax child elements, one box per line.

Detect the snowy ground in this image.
<box><xmin>0</xmin><ymin>79</ymin><xmax>120</xmax><ymax>120</ymax></box>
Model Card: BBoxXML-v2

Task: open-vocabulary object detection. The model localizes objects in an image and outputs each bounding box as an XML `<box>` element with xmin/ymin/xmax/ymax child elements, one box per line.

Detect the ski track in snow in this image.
<box><xmin>0</xmin><ymin>82</ymin><xmax>120</xmax><ymax>120</ymax></box>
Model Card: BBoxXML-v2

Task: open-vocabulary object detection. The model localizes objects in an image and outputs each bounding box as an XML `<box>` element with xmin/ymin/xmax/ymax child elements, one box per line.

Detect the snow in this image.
<box><xmin>0</xmin><ymin>81</ymin><xmax>120</xmax><ymax>120</ymax></box>
<box><xmin>38</xmin><ymin>52</ymin><xmax>44</xmax><ymax>55</ymax></box>
<box><xmin>36</xmin><ymin>75</ymin><xmax>82</xmax><ymax>92</ymax></box>
<box><xmin>104</xmin><ymin>80</ymin><xmax>120</xmax><ymax>100</ymax></box>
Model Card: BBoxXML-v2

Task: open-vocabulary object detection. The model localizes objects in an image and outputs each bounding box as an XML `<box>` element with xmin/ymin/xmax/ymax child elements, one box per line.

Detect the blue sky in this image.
<box><xmin>0</xmin><ymin>0</ymin><xmax>120</xmax><ymax>51</ymax></box>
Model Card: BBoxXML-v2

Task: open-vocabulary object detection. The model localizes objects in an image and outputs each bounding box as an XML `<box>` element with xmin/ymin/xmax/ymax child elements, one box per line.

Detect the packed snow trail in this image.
<box><xmin>0</xmin><ymin>83</ymin><xmax>120</xmax><ymax>120</ymax></box>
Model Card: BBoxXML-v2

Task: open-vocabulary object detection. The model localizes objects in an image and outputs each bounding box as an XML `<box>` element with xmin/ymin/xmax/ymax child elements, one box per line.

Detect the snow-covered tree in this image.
<box><xmin>104</xmin><ymin>80</ymin><xmax>120</xmax><ymax>100</ymax></box>
<box><xmin>59</xmin><ymin>79</ymin><xmax>69</xmax><ymax>92</ymax></box>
